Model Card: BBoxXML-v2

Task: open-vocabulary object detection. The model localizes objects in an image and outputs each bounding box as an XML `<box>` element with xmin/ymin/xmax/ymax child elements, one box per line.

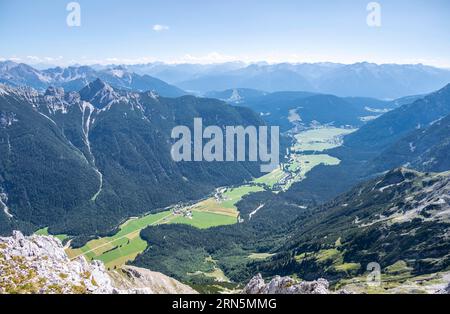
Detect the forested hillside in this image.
<box><xmin>0</xmin><ymin>82</ymin><xmax>265</xmax><ymax>240</ymax></box>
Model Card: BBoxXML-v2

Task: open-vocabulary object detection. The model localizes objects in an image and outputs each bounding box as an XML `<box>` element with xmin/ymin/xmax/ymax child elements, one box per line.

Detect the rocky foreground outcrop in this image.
<box><xmin>109</xmin><ymin>266</ymin><xmax>197</xmax><ymax>294</ymax></box>
<box><xmin>242</xmin><ymin>274</ymin><xmax>330</xmax><ymax>294</ymax></box>
<box><xmin>436</xmin><ymin>282</ymin><xmax>450</xmax><ymax>294</ymax></box>
<box><xmin>0</xmin><ymin>231</ymin><xmax>196</xmax><ymax>294</ymax></box>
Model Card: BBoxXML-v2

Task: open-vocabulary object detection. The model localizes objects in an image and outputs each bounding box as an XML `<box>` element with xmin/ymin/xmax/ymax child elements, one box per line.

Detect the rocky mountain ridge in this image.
<box><xmin>0</xmin><ymin>61</ymin><xmax>186</xmax><ymax>97</ymax></box>
<box><xmin>0</xmin><ymin>231</ymin><xmax>196</xmax><ymax>294</ymax></box>
<box><xmin>242</xmin><ymin>274</ymin><xmax>330</xmax><ymax>294</ymax></box>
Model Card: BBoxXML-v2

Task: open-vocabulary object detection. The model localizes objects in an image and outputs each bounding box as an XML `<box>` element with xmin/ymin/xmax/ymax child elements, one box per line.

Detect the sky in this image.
<box><xmin>0</xmin><ymin>0</ymin><xmax>449</xmax><ymax>67</ymax></box>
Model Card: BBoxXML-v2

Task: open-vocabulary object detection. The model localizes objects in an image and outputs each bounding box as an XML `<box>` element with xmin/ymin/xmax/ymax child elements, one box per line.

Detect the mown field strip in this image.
<box><xmin>69</xmin><ymin>212</ymin><xmax>172</xmax><ymax>261</ymax></box>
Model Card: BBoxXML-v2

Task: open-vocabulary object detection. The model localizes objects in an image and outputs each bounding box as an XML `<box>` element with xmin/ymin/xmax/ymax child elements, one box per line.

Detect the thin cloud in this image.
<box><xmin>152</xmin><ymin>24</ymin><xmax>169</xmax><ymax>32</ymax></box>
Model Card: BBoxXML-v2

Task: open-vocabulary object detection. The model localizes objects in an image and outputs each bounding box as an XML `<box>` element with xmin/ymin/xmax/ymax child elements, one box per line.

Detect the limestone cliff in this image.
<box><xmin>242</xmin><ymin>274</ymin><xmax>330</xmax><ymax>294</ymax></box>
<box><xmin>0</xmin><ymin>231</ymin><xmax>196</xmax><ymax>294</ymax></box>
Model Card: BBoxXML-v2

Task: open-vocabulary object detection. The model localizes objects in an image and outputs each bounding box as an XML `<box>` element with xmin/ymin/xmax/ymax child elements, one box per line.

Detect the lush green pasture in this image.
<box><xmin>221</xmin><ymin>185</ymin><xmax>265</xmax><ymax>209</ymax></box>
<box><xmin>247</xmin><ymin>252</ymin><xmax>275</xmax><ymax>260</ymax></box>
<box><xmin>294</xmin><ymin>127</ymin><xmax>355</xmax><ymax>152</ymax></box>
<box><xmin>283</xmin><ymin>154</ymin><xmax>340</xmax><ymax>190</ymax></box>
<box><xmin>294</xmin><ymin>154</ymin><xmax>341</xmax><ymax>176</ymax></box>
<box><xmin>189</xmin><ymin>185</ymin><xmax>264</xmax><ymax>218</ymax></box>
<box><xmin>66</xmin><ymin>205</ymin><xmax>240</xmax><ymax>268</ymax></box>
<box><xmin>66</xmin><ymin>211</ymin><xmax>172</xmax><ymax>269</ymax></box>
<box><xmin>170</xmin><ymin>210</ymin><xmax>237</xmax><ymax>229</ymax></box>
<box><xmin>253</xmin><ymin>167</ymin><xmax>286</xmax><ymax>188</ymax></box>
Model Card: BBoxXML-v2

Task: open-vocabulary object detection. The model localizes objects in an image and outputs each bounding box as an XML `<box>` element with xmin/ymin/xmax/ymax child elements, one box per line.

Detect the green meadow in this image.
<box><xmin>170</xmin><ymin>210</ymin><xmax>237</xmax><ymax>228</ymax></box>
<box><xmin>293</xmin><ymin>127</ymin><xmax>355</xmax><ymax>152</ymax></box>
<box><xmin>220</xmin><ymin>185</ymin><xmax>265</xmax><ymax>209</ymax></box>
<box><xmin>253</xmin><ymin>167</ymin><xmax>286</xmax><ymax>188</ymax></box>
<box><xmin>66</xmin><ymin>211</ymin><xmax>172</xmax><ymax>269</ymax></box>
<box><xmin>66</xmin><ymin>205</ymin><xmax>240</xmax><ymax>269</ymax></box>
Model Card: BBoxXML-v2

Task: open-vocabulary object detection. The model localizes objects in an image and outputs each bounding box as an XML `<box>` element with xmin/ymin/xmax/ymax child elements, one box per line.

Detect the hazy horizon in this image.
<box><xmin>1</xmin><ymin>0</ymin><xmax>449</xmax><ymax>68</ymax></box>
<box><xmin>2</xmin><ymin>59</ymin><xmax>450</xmax><ymax>71</ymax></box>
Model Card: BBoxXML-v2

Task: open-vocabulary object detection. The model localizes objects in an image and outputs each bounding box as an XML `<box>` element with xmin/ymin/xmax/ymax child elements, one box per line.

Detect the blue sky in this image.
<box><xmin>0</xmin><ymin>0</ymin><xmax>449</xmax><ymax>67</ymax></box>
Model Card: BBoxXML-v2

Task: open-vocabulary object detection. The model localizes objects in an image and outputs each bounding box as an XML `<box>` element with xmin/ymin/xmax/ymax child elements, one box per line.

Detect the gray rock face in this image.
<box><xmin>0</xmin><ymin>231</ymin><xmax>116</xmax><ymax>294</ymax></box>
<box><xmin>242</xmin><ymin>273</ymin><xmax>329</xmax><ymax>294</ymax></box>
<box><xmin>437</xmin><ymin>283</ymin><xmax>450</xmax><ymax>294</ymax></box>
<box><xmin>109</xmin><ymin>265</ymin><xmax>198</xmax><ymax>294</ymax></box>
<box><xmin>0</xmin><ymin>231</ymin><xmax>196</xmax><ymax>294</ymax></box>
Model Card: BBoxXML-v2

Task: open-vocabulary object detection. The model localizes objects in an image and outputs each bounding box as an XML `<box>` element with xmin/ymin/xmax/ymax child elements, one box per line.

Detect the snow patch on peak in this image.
<box><xmin>79</xmin><ymin>79</ymin><xmax>120</xmax><ymax>109</ymax></box>
<box><xmin>148</xmin><ymin>90</ymin><xmax>159</xmax><ymax>100</ymax></box>
<box><xmin>110</xmin><ymin>69</ymin><xmax>125</xmax><ymax>78</ymax></box>
<box><xmin>44</xmin><ymin>86</ymin><xmax>65</xmax><ymax>97</ymax></box>
<box><xmin>0</xmin><ymin>84</ymin><xmax>11</xmax><ymax>95</ymax></box>
<box><xmin>228</xmin><ymin>89</ymin><xmax>242</xmax><ymax>103</ymax></box>
<box><xmin>0</xmin><ymin>84</ymin><xmax>39</xmax><ymax>101</ymax></box>
<box><xmin>42</xmin><ymin>88</ymin><xmax>72</xmax><ymax>114</ymax></box>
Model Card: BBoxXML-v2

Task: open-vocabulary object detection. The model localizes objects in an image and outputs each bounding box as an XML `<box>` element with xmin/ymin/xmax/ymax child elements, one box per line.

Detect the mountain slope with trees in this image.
<box><xmin>0</xmin><ymin>81</ymin><xmax>265</xmax><ymax>240</ymax></box>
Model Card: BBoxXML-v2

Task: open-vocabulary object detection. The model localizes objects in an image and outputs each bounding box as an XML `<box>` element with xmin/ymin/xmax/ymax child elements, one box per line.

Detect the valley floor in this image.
<box><xmin>47</xmin><ymin>127</ymin><xmax>354</xmax><ymax>275</ymax></box>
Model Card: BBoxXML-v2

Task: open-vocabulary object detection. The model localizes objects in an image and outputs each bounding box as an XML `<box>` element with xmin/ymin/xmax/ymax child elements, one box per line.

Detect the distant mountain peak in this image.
<box><xmin>86</xmin><ymin>78</ymin><xmax>110</xmax><ymax>90</ymax></box>
<box><xmin>44</xmin><ymin>86</ymin><xmax>65</xmax><ymax>97</ymax></box>
<box><xmin>105</xmin><ymin>66</ymin><xmax>129</xmax><ymax>78</ymax></box>
<box><xmin>0</xmin><ymin>60</ymin><xmax>19</xmax><ymax>71</ymax></box>
<box><xmin>79</xmin><ymin>79</ymin><xmax>120</xmax><ymax>108</ymax></box>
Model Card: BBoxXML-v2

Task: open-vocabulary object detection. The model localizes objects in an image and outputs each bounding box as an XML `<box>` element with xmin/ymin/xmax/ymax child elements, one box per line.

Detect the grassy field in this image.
<box><xmin>188</xmin><ymin>256</ymin><xmax>231</xmax><ymax>283</ymax></box>
<box><xmin>292</xmin><ymin>154</ymin><xmax>340</xmax><ymax>177</ymax></box>
<box><xmin>253</xmin><ymin>167</ymin><xmax>287</xmax><ymax>188</ymax></box>
<box><xmin>191</xmin><ymin>185</ymin><xmax>265</xmax><ymax>216</ymax></box>
<box><xmin>254</xmin><ymin>127</ymin><xmax>349</xmax><ymax>191</ymax></box>
<box><xmin>248</xmin><ymin>252</ymin><xmax>275</xmax><ymax>260</ymax></box>
<box><xmin>293</xmin><ymin>127</ymin><xmax>355</xmax><ymax>152</ymax></box>
<box><xmin>65</xmin><ymin>192</ymin><xmax>247</xmax><ymax>269</ymax></box>
<box><xmin>257</xmin><ymin>153</ymin><xmax>340</xmax><ymax>191</ymax></box>
<box><xmin>170</xmin><ymin>210</ymin><xmax>237</xmax><ymax>228</ymax></box>
<box><xmin>221</xmin><ymin>185</ymin><xmax>265</xmax><ymax>209</ymax></box>
<box><xmin>66</xmin><ymin>211</ymin><xmax>171</xmax><ymax>269</ymax></box>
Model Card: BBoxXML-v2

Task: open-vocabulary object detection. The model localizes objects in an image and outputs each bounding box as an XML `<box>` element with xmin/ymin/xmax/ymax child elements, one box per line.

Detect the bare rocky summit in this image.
<box><xmin>242</xmin><ymin>273</ymin><xmax>330</xmax><ymax>294</ymax></box>
<box><xmin>0</xmin><ymin>231</ymin><xmax>196</xmax><ymax>294</ymax></box>
<box><xmin>109</xmin><ymin>265</ymin><xmax>197</xmax><ymax>294</ymax></box>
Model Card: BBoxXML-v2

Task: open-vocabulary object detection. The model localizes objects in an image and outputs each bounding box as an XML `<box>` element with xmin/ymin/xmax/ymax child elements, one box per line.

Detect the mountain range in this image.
<box><xmin>4</xmin><ymin>61</ymin><xmax>450</xmax><ymax>100</ymax></box>
<box><xmin>0</xmin><ymin>61</ymin><xmax>187</xmax><ymax>97</ymax></box>
<box><xmin>118</xmin><ymin>62</ymin><xmax>450</xmax><ymax>99</ymax></box>
<box><xmin>205</xmin><ymin>89</ymin><xmax>416</xmax><ymax>132</ymax></box>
